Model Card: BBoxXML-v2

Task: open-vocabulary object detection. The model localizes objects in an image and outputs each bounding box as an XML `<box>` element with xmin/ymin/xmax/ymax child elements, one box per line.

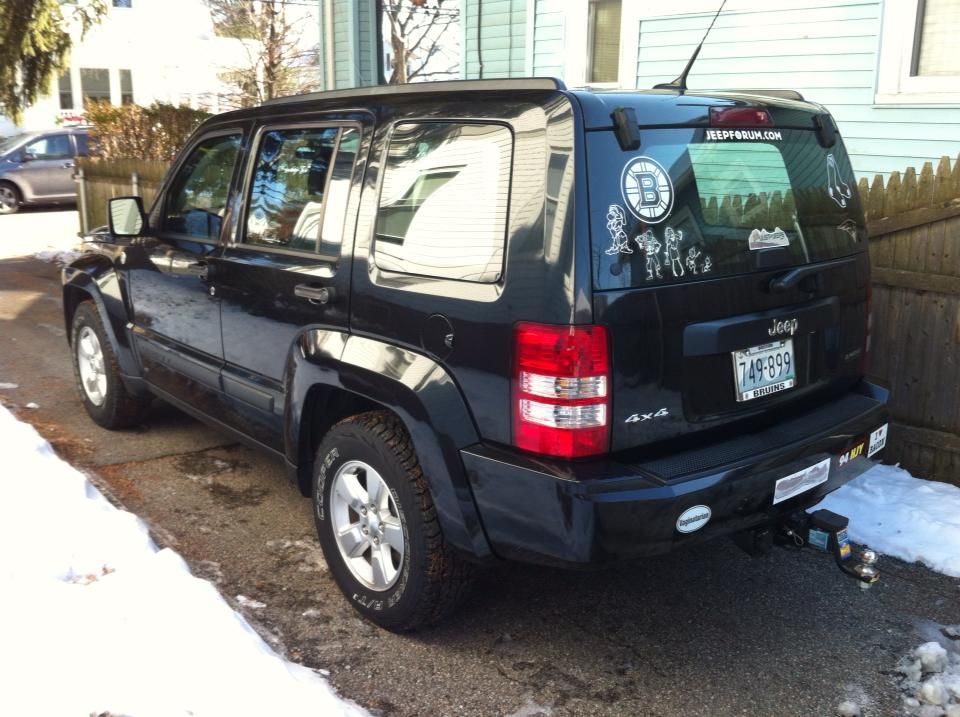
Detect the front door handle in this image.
<box><xmin>294</xmin><ymin>283</ymin><xmax>332</xmax><ymax>304</ymax></box>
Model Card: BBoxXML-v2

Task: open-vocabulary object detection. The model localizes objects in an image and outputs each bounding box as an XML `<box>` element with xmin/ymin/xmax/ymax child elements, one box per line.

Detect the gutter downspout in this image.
<box><xmin>324</xmin><ymin>0</ymin><xmax>336</xmax><ymax>89</ymax></box>
<box><xmin>476</xmin><ymin>0</ymin><xmax>483</xmax><ymax>79</ymax></box>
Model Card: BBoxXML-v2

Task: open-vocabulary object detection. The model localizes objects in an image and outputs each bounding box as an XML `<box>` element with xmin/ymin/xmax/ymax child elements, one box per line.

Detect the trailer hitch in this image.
<box><xmin>780</xmin><ymin>509</ymin><xmax>881</xmax><ymax>589</ymax></box>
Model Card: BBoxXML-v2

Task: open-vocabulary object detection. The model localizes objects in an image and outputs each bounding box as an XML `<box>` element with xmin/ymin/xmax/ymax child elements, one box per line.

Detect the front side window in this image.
<box><xmin>245</xmin><ymin>127</ymin><xmax>342</xmax><ymax>252</ymax></box>
<box><xmin>24</xmin><ymin>134</ymin><xmax>72</xmax><ymax>160</ymax></box>
<box><xmin>164</xmin><ymin>134</ymin><xmax>242</xmax><ymax>240</ymax></box>
<box><xmin>588</xmin><ymin>0</ymin><xmax>622</xmax><ymax>84</ymax></box>
<box><xmin>374</xmin><ymin>122</ymin><xmax>512</xmax><ymax>283</ymax></box>
<box><xmin>80</xmin><ymin>68</ymin><xmax>110</xmax><ymax>105</ymax></box>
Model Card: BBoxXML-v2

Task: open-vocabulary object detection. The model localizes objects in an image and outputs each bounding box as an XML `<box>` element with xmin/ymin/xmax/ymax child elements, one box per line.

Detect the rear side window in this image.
<box><xmin>245</xmin><ymin>126</ymin><xmax>340</xmax><ymax>252</ymax></box>
<box><xmin>75</xmin><ymin>133</ymin><xmax>90</xmax><ymax>157</ymax></box>
<box><xmin>589</xmin><ymin>127</ymin><xmax>864</xmax><ymax>290</ymax></box>
<box><xmin>164</xmin><ymin>134</ymin><xmax>242</xmax><ymax>240</ymax></box>
<box><xmin>374</xmin><ymin>121</ymin><xmax>512</xmax><ymax>283</ymax></box>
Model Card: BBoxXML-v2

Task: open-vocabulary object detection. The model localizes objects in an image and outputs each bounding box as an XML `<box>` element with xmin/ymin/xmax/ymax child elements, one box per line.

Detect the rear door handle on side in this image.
<box><xmin>294</xmin><ymin>283</ymin><xmax>333</xmax><ymax>305</ymax></box>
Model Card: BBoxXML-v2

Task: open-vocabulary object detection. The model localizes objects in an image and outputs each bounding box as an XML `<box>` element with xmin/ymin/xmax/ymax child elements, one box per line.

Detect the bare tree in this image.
<box><xmin>381</xmin><ymin>0</ymin><xmax>459</xmax><ymax>84</ymax></box>
<box><xmin>206</xmin><ymin>0</ymin><xmax>320</xmax><ymax>108</ymax></box>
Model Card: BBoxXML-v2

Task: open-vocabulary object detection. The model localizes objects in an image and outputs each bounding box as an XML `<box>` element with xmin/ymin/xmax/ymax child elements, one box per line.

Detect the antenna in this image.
<box><xmin>654</xmin><ymin>0</ymin><xmax>728</xmax><ymax>93</ymax></box>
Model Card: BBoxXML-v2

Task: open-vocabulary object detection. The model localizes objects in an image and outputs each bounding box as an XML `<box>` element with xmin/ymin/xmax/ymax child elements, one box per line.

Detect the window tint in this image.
<box><xmin>374</xmin><ymin>122</ymin><xmax>512</xmax><ymax>283</ymax></box>
<box><xmin>319</xmin><ymin>127</ymin><xmax>359</xmax><ymax>256</ymax></box>
<box><xmin>24</xmin><ymin>134</ymin><xmax>72</xmax><ymax>160</ymax></box>
<box><xmin>164</xmin><ymin>134</ymin><xmax>241</xmax><ymax>240</ymax></box>
<box><xmin>245</xmin><ymin>127</ymin><xmax>340</xmax><ymax>251</ymax></box>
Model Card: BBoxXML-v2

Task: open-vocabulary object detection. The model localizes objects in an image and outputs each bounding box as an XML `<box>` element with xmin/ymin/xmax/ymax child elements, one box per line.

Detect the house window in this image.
<box><xmin>113</xmin><ymin>0</ymin><xmax>132</xmax><ymax>8</ymax></box>
<box><xmin>877</xmin><ymin>0</ymin><xmax>960</xmax><ymax>103</ymax></box>
<box><xmin>587</xmin><ymin>0</ymin><xmax>621</xmax><ymax>84</ymax></box>
<box><xmin>58</xmin><ymin>73</ymin><xmax>73</xmax><ymax>110</ymax></box>
<box><xmin>120</xmin><ymin>69</ymin><xmax>134</xmax><ymax>104</ymax></box>
<box><xmin>913</xmin><ymin>0</ymin><xmax>960</xmax><ymax>76</ymax></box>
<box><xmin>80</xmin><ymin>68</ymin><xmax>111</xmax><ymax>105</ymax></box>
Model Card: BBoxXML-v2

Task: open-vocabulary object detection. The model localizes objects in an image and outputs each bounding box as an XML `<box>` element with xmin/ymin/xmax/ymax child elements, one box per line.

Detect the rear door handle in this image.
<box><xmin>294</xmin><ymin>283</ymin><xmax>332</xmax><ymax>304</ymax></box>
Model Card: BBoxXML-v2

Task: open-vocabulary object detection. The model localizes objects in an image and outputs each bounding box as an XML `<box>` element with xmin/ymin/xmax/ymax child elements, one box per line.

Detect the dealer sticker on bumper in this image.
<box><xmin>868</xmin><ymin>423</ymin><xmax>888</xmax><ymax>458</ymax></box>
<box><xmin>772</xmin><ymin>457</ymin><xmax>831</xmax><ymax>505</ymax></box>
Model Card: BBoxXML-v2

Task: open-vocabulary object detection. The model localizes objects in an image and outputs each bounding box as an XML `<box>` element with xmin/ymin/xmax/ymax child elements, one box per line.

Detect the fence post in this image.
<box><xmin>76</xmin><ymin>167</ymin><xmax>89</xmax><ymax>237</ymax></box>
<box><xmin>131</xmin><ymin>171</ymin><xmax>140</xmax><ymax>198</ymax></box>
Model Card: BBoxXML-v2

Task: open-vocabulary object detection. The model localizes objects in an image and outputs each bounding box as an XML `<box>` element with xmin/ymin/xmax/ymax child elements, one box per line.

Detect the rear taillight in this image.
<box><xmin>710</xmin><ymin>107</ymin><xmax>773</xmax><ymax>127</ymax></box>
<box><xmin>513</xmin><ymin>322</ymin><xmax>610</xmax><ymax>459</ymax></box>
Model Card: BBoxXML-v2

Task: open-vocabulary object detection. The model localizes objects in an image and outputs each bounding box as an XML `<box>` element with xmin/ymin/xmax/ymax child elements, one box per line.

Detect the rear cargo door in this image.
<box><xmin>587</xmin><ymin>124</ymin><xmax>871</xmax><ymax>452</ymax></box>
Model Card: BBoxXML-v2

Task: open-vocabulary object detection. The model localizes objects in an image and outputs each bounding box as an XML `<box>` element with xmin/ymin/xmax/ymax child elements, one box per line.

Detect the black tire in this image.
<box><xmin>70</xmin><ymin>301</ymin><xmax>150</xmax><ymax>429</ymax></box>
<box><xmin>0</xmin><ymin>181</ymin><xmax>21</xmax><ymax>215</ymax></box>
<box><xmin>313</xmin><ymin>411</ymin><xmax>474</xmax><ymax>631</ymax></box>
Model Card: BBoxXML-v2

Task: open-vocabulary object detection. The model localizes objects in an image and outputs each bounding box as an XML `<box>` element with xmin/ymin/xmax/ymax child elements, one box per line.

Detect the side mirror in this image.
<box><xmin>108</xmin><ymin>196</ymin><xmax>148</xmax><ymax>237</ymax></box>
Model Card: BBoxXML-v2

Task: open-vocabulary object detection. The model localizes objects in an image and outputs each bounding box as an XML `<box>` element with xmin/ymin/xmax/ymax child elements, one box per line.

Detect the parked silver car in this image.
<box><xmin>0</xmin><ymin>127</ymin><xmax>90</xmax><ymax>214</ymax></box>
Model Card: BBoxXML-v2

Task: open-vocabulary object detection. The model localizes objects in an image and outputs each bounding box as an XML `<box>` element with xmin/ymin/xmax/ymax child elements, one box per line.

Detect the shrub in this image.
<box><xmin>84</xmin><ymin>101</ymin><xmax>210</xmax><ymax>161</ymax></box>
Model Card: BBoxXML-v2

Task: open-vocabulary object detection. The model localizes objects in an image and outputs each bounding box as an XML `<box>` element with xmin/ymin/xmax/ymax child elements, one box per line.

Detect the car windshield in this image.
<box><xmin>0</xmin><ymin>133</ymin><xmax>29</xmax><ymax>156</ymax></box>
<box><xmin>589</xmin><ymin>127</ymin><xmax>865</xmax><ymax>290</ymax></box>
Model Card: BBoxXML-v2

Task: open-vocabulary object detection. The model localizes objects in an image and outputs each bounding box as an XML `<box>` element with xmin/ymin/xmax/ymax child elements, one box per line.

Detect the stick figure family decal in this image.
<box><xmin>605</xmin><ymin>209</ymin><xmax>713</xmax><ymax>280</ymax></box>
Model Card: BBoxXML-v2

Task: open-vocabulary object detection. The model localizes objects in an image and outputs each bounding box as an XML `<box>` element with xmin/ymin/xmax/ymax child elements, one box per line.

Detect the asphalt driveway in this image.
<box><xmin>2</xmin><ymin>208</ymin><xmax>958</xmax><ymax>717</ymax></box>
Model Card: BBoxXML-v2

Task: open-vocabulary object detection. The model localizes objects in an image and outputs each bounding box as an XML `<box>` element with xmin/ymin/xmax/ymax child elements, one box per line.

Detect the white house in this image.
<box><xmin>1</xmin><ymin>0</ymin><xmax>306</xmax><ymax>135</ymax></box>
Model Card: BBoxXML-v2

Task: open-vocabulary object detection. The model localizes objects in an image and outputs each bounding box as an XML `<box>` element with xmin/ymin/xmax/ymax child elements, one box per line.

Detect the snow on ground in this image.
<box><xmin>0</xmin><ymin>207</ymin><xmax>79</xmax><ymax>261</ymax></box>
<box><xmin>896</xmin><ymin>638</ymin><xmax>960</xmax><ymax>716</ymax></box>
<box><xmin>0</xmin><ymin>403</ymin><xmax>368</xmax><ymax>717</ymax></box>
<box><xmin>814</xmin><ymin>463</ymin><xmax>960</xmax><ymax>578</ymax></box>
<box><xmin>32</xmin><ymin>246</ymin><xmax>82</xmax><ymax>265</ymax></box>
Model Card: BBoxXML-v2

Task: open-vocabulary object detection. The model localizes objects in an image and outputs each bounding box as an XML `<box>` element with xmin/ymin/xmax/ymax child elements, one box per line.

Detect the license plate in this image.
<box><xmin>732</xmin><ymin>339</ymin><xmax>796</xmax><ymax>402</ymax></box>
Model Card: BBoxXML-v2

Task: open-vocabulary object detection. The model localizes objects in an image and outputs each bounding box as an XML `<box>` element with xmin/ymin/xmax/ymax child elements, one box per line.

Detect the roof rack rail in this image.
<box><xmin>705</xmin><ymin>89</ymin><xmax>805</xmax><ymax>101</ymax></box>
<box><xmin>263</xmin><ymin>77</ymin><xmax>567</xmax><ymax>106</ymax></box>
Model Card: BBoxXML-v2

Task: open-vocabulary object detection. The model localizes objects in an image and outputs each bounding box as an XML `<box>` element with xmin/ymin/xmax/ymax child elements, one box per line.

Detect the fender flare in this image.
<box><xmin>62</xmin><ymin>257</ymin><xmax>145</xmax><ymax>389</ymax></box>
<box><xmin>285</xmin><ymin>330</ymin><xmax>492</xmax><ymax>560</ymax></box>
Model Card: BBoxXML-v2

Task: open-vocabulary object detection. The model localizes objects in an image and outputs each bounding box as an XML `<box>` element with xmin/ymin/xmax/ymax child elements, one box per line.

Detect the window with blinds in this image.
<box><xmin>588</xmin><ymin>0</ymin><xmax>622</xmax><ymax>84</ymax></box>
<box><xmin>914</xmin><ymin>0</ymin><xmax>960</xmax><ymax>76</ymax></box>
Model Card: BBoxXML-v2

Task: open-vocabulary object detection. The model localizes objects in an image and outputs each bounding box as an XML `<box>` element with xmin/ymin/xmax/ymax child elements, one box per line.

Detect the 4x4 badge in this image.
<box><xmin>625</xmin><ymin>407</ymin><xmax>669</xmax><ymax>423</ymax></box>
<box><xmin>768</xmin><ymin>318</ymin><xmax>799</xmax><ymax>337</ymax></box>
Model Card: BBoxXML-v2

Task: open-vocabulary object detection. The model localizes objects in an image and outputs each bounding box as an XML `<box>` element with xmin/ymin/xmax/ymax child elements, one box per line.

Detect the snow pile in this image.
<box><xmin>897</xmin><ymin>639</ymin><xmax>960</xmax><ymax>716</ymax></box>
<box><xmin>33</xmin><ymin>247</ymin><xmax>81</xmax><ymax>265</ymax></box>
<box><xmin>814</xmin><ymin>464</ymin><xmax>960</xmax><ymax>577</ymax></box>
<box><xmin>0</xmin><ymin>404</ymin><xmax>368</xmax><ymax>717</ymax></box>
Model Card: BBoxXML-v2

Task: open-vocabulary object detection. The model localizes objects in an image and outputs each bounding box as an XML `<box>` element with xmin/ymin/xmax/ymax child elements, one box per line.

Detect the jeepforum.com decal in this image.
<box><xmin>705</xmin><ymin>129</ymin><xmax>783</xmax><ymax>141</ymax></box>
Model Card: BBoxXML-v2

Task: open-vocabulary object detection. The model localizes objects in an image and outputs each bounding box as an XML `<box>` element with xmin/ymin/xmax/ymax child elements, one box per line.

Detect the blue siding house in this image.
<box><xmin>455</xmin><ymin>0</ymin><xmax>960</xmax><ymax>180</ymax></box>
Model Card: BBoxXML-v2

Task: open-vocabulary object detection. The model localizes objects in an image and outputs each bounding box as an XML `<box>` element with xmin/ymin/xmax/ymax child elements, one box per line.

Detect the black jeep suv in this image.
<box><xmin>62</xmin><ymin>78</ymin><xmax>888</xmax><ymax>630</ymax></box>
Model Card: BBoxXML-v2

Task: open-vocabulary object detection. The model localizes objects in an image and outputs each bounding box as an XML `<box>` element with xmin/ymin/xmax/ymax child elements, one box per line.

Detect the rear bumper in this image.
<box><xmin>462</xmin><ymin>381</ymin><xmax>889</xmax><ymax>567</ymax></box>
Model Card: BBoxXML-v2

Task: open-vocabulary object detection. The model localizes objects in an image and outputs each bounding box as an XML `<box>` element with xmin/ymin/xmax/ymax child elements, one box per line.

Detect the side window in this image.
<box><xmin>245</xmin><ymin>126</ymin><xmax>340</xmax><ymax>251</ymax></box>
<box><xmin>374</xmin><ymin>122</ymin><xmax>512</xmax><ymax>283</ymax></box>
<box><xmin>75</xmin><ymin>133</ymin><xmax>90</xmax><ymax>157</ymax></box>
<box><xmin>164</xmin><ymin>134</ymin><xmax>242</xmax><ymax>240</ymax></box>
<box><xmin>24</xmin><ymin>134</ymin><xmax>72</xmax><ymax>160</ymax></box>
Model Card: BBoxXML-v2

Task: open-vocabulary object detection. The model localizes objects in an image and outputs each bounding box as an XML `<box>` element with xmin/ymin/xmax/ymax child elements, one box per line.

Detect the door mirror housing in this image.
<box><xmin>108</xmin><ymin>196</ymin><xmax>148</xmax><ymax>237</ymax></box>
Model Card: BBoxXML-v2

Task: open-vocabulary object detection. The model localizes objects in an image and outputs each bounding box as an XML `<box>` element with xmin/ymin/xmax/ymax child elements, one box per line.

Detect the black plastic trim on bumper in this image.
<box><xmin>462</xmin><ymin>382</ymin><xmax>889</xmax><ymax>567</ymax></box>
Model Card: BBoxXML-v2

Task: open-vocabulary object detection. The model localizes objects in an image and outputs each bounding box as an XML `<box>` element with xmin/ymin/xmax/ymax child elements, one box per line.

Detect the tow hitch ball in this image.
<box><xmin>782</xmin><ymin>509</ymin><xmax>881</xmax><ymax>589</ymax></box>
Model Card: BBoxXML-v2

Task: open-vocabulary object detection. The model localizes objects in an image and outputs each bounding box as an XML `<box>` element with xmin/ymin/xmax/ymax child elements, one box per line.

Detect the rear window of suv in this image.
<box><xmin>589</xmin><ymin>127</ymin><xmax>865</xmax><ymax>290</ymax></box>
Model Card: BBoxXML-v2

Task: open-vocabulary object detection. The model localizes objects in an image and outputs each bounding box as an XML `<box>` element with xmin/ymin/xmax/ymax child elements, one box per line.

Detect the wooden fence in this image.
<box><xmin>76</xmin><ymin>157</ymin><xmax>170</xmax><ymax>233</ymax></box>
<box><xmin>860</xmin><ymin>156</ymin><xmax>960</xmax><ymax>486</ymax></box>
